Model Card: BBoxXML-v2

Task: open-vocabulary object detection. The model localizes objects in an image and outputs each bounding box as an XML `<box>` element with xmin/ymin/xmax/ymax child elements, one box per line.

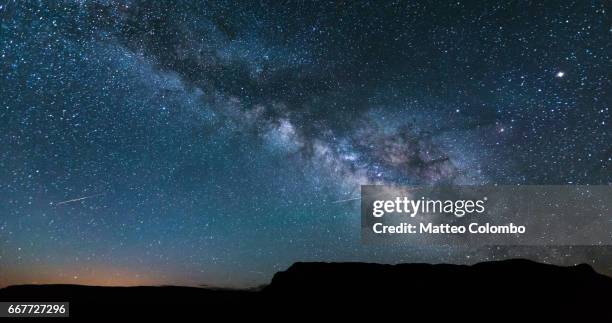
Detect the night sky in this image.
<box><xmin>0</xmin><ymin>1</ymin><xmax>610</xmax><ymax>287</ymax></box>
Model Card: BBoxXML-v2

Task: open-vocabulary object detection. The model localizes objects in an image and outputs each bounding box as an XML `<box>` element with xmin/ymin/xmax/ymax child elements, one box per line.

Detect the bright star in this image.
<box><xmin>556</xmin><ymin>71</ymin><xmax>565</xmax><ymax>78</ymax></box>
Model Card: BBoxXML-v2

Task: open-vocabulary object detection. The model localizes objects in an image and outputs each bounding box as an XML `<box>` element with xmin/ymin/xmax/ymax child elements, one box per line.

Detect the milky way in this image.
<box><xmin>0</xmin><ymin>1</ymin><xmax>610</xmax><ymax>287</ymax></box>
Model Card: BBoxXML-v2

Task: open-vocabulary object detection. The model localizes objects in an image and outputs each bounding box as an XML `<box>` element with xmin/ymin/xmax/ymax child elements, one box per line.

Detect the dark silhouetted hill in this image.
<box><xmin>1</xmin><ymin>259</ymin><xmax>611</xmax><ymax>319</ymax></box>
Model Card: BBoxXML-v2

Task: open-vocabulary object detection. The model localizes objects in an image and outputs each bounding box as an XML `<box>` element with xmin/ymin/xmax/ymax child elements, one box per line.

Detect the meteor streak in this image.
<box><xmin>331</xmin><ymin>196</ymin><xmax>361</xmax><ymax>204</ymax></box>
<box><xmin>53</xmin><ymin>193</ymin><xmax>104</xmax><ymax>206</ymax></box>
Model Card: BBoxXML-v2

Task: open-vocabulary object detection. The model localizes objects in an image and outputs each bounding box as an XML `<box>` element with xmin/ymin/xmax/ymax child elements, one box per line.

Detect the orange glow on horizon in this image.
<box><xmin>0</xmin><ymin>264</ymin><xmax>176</xmax><ymax>288</ymax></box>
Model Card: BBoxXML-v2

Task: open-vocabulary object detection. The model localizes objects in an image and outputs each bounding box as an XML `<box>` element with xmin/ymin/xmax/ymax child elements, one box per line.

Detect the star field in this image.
<box><xmin>0</xmin><ymin>1</ymin><xmax>610</xmax><ymax>287</ymax></box>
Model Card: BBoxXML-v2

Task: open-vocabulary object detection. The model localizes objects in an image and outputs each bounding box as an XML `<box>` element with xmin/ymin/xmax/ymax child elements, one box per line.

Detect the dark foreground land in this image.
<box><xmin>1</xmin><ymin>259</ymin><xmax>611</xmax><ymax>320</ymax></box>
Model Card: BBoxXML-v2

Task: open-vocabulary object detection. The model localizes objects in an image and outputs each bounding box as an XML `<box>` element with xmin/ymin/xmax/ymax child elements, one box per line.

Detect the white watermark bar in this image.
<box><xmin>361</xmin><ymin>185</ymin><xmax>612</xmax><ymax>246</ymax></box>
